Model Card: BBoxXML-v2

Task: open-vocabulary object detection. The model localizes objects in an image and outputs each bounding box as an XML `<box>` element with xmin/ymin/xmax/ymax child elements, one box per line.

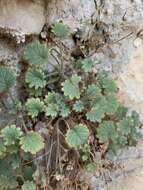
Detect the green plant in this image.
<box><xmin>26</xmin><ymin>98</ymin><xmax>45</xmax><ymax>118</ymax></box>
<box><xmin>24</xmin><ymin>40</ymin><xmax>49</xmax><ymax>67</ymax></box>
<box><xmin>25</xmin><ymin>68</ymin><xmax>46</xmax><ymax>89</ymax></box>
<box><xmin>22</xmin><ymin>38</ymin><xmax>141</xmax><ymax>171</ymax></box>
<box><xmin>22</xmin><ymin>181</ymin><xmax>36</xmax><ymax>190</ymax></box>
<box><xmin>20</xmin><ymin>131</ymin><xmax>44</xmax><ymax>154</ymax></box>
<box><xmin>0</xmin><ymin>125</ymin><xmax>44</xmax><ymax>189</ymax></box>
<box><xmin>66</xmin><ymin>124</ymin><xmax>89</xmax><ymax>149</ymax></box>
<box><xmin>0</xmin><ymin>66</ymin><xmax>16</xmax><ymax>93</ymax></box>
<box><xmin>0</xmin><ymin>125</ymin><xmax>44</xmax><ymax>154</ymax></box>
<box><xmin>51</xmin><ymin>21</ymin><xmax>70</xmax><ymax>38</ymax></box>
<box><xmin>44</xmin><ymin>92</ymin><xmax>70</xmax><ymax>118</ymax></box>
<box><xmin>1</xmin><ymin>125</ymin><xmax>23</xmax><ymax>146</ymax></box>
<box><xmin>0</xmin><ymin>22</ymin><xmax>141</xmax><ymax>189</ymax></box>
<box><xmin>73</xmin><ymin>100</ymin><xmax>84</xmax><ymax>112</ymax></box>
<box><xmin>62</xmin><ymin>74</ymin><xmax>81</xmax><ymax>99</ymax></box>
<box><xmin>0</xmin><ymin>175</ymin><xmax>18</xmax><ymax>190</ymax></box>
<box><xmin>81</xmin><ymin>58</ymin><xmax>100</xmax><ymax>72</ymax></box>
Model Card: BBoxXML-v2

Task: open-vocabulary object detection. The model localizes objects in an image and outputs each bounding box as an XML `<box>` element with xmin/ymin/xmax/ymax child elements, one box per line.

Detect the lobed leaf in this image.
<box><xmin>0</xmin><ymin>139</ymin><xmax>6</xmax><ymax>157</ymax></box>
<box><xmin>85</xmin><ymin>163</ymin><xmax>97</xmax><ymax>172</ymax></box>
<box><xmin>131</xmin><ymin>110</ymin><xmax>140</xmax><ymax>127</ymax></box>
<box><xmin>22</xmin><ymin>181</ymin><xmax>36</xmax><ymax>190</ymax></box>
<box><xmin>10</xmin><ymin>154</ymin><xmax>21</xmax><ymax>169</ymax></box>
<box><xmin>24</xmin><ymin>41</ymin><xmax>49</xmax><ymax>66</ymax></box>
<box><xmin>73</xmin><ymin>100</ymin><xmax>84</xmax><ymax>112</ymax></box>
<box><xmin>97</xmin><ymin>121</ymin><xmax>117</xmax><ymax>143</ymax></box>
<box><xmin>26</xmin><ymin>98</ymin><xmax>45</xmax><ymax>118</ymax></box>
<box><xmin>115</xmin><ymin>105</ymin><xmax>128</xmax><ymax>120</ymax></box>
<box><xmin>66</xmin><ymin>124</ymin><xmax>89</xmax><ymax>149</ymax></box>
<box><xmin>52</xmin><ymin>22</ymin><xmax>70</xmax><ymax>38</ymax></box>
<box><xmin>97</xmin><ymin>72</ymin><xmax>117</xmax><ymax>94</ymax></box>
<box><xmin>62</xmin><ymin>75</ymin><xmax>81</xmax><ymax>100</ymax></box>
<box><xmin>45</xmin><ymin>103</ymin><xmax>59</xmax><ymax>118</ymax></box>
<box><xmin>0</xmin><ymin>160</ymin><xmax>13</xmax><ymax>177</ymax></box>
<box><xmin>0</xmin><ymin>125</ymin><xmax>23</xmax><ymax>146</ymax></box>
<box><xmin>86</xmin><ymin>104</ymin><xmax>105</xmax><ymax>122</ymax></box>
<box><xmin>106</xmin><ymin>144</ymin><xmax>118</xmax><ymax>160</ymax></box>
<box><xmin>118</xmin><ymin>117</ymin><xmax>133</xmax><ymax>135</ymax></box>
<box><xmin>26</xmin><ymin>68</ymin><xmax>46</xmax><ymax>89</ymax></box>
<box><xmin>60</xmin><ymin>105</ymin><xmax>70</xmax><ymax>117</ymax></box>
<box><xmin>0</xmin><ymin>67</ymin><xmax>16</xmax><ymax>93</ymax></box>
<box><xmin>45</xmin><ymin>92</ymin><xmax>70</xmax><ymax>118</ymax></box>
<box><xmin>0</xmin><ymin>175</ymin><xmax>18</xmax><ymax>189</ymax></box>
<box><xmin>81</xmin><ymin>58</ymin><xmax>100</xmax><ymax>72</ymax></box>
<box><xmin>105</xmin><ymin>94</ymin><xmax>119</xmax><ymax>115</ymax></box>
<box><xmin>86</xmin><ymin>84</ymin><xmax>101</xmax><ymax>98</ymax></box>
<box><xmin>28</xmin><ymin>87</ymin><xmax>43</xmax><ymax>97</ymax></box>
<box><xmin>20</xmin><ymin>131</ymin><xmax>44</xmax><ymax>154</ymax></box>
<box><xmin>86</xmin><ymin>95</ymin><xmax>107</xmax><ymax>122</ymax></box>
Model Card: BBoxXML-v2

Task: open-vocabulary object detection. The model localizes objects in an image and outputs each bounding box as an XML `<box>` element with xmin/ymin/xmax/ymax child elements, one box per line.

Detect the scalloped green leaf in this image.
<box><xmin>45</xmin><ymin>92</ymin><xmax>70</xmax><ymax>118</ymax></box>
<box><xmin>66</xmin><ymin>124</ymin><xmax>89</xmax><ymax>149</ymax></box>
<box><xmin>106</xmin><ymin>144</ymin><xmax>118</xmax><ymax>160</ymax></box>
<box><xmin>26</xmin><ymin>98</ymin><xmax>45</xmax><ymax>118</ymax></box>
<box><xmin>62</xmin><ymin>75</ymin><xmax>81</xmax><ymax>100</ymax></box>
<box><xmin>116</xmin><ymin>135</ymin><xmax>127</xmax><ymax>146</ymax></box>
<box><xmin>0</xmin><ymin>160</ymin><xmax>13</xmax><ymax>177</ymax></box>
<box><xmin>105</xmin><ymin>94</ymin><xmax>119</xmax><ymax>115</ymax></box>
<box><xmin>28</xmin><ymin>87</ymin><xmax>43</xmax><ymax>97</ymax></box>
<box><xmin>81</xmin><ymin>58</ymin><xmax>100</xmax><ymax>72</ymax></box>
<box><xmin>10</xmin><ymin>154</ymin><xmax>21</xmax><ymax>169</ymax></box>
<box><xmin>0</xmin><ymin>67</ymin><xmax>16</xmax><ymax>93</ymax></box>
<box><xmin>86</xmin><ymin>95</ymin><xmax>107</xmax><ymax>122</ymax></box>
<box><xmin>24</xmin><ymin>41</ymin><xmax>49</xmax><ymax>66</ymax></box>
<box><xmin>131</xmin><ymin>110</ymin><xmax>140</xmax><ymax>127</ymax></box>
<box><xmin>117</xmin><ymin>117</ymin><xmax>133</xmax><ymax>135</ymax></box>
<box><xmin>73</xmin><ymin>100</ymin><xmax>84</xmax><ymax>112</ymax></box>
<box><xmin>86</xmin><ymin>104</ymin><xmax>105</xmax><ymax>122</ymax></box>
<box><xmin>23</xmin><ymin>166</ymin><xmax>35</xmax><ymax>181</ymax></box>
<box><xmin>87</xmin><ymin>84</ymin><xmax>101</xmax><ymax>98</ymax></box>
<box><xmin>20</xmin><ymin>131</ymin><xmax>44</xmax><ymax>154</ymax></box>
<box><xmin>0</xmin><ymin>139</ymin><xmax>6</xmax><ymax>156</ymax></box>
<box><xmin>97</xmin><ymin>72</ymin><xmax>117</xmax><ymax>94</ymax></box>
<box><xmin>0</xmin><ymin>125</ymin><xmax>23</xmax><ymax>146</ymax></box>
<box><xmin>60</xmin><ymin>105</ymin><xmax>70</xmax><ymax>117</ymax></box>
<box><xmin>45</xmin><ymin>103</ymin><xmax>59</xmax><ymax>118</ymax></box>
<box><xmin>0</xmin><ymin>175</ymin><xmax>18</xmax><ymax>189</ymax></box>
<box><xmin>22</xmin><ymin>181</ymin><xmax>36</xmax><ymax>190</ymax></box>
<box><xmin>115</xmin><ymin>105</ymin><xmax>128</xmax><ymax>120</ymax></box>
<box><xmin>97</xmin><ymin>121</ymin><xmax>117</xmax><ymax>143</ymax></box>
<box><xmin>101</xmin><ymin>78</ymin><xmax>117</xmax><ymax>94</ymax></box>
<box><xmin>85</xmin><ymin>162</ymin><xmax>97</xmax><ymax>172</ymax></box>
<box><xmin>6</xmin><ymin>144</ymin><xmax>19</xmax><ymax>154</ymax></box>
<box><xmin>26</xmin><ymin>68</ymin><xmax>46</xmax><ymax>89</ymax></box>
<box><xmin>52</xmin><ymin>22</ymin><xmax>70</xmax><ymax>38</ymax></box>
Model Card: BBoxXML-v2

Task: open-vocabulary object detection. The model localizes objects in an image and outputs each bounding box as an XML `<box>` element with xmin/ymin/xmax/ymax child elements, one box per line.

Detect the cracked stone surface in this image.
<box><xmin>0</xmin><ymin>0</ymin><xmax>45</xmax><ymax>34</ymax></box>
<box><xmin>1</xmin><ymin>0</ymin><xmax>143</xmax><ymax>189</ymax></box>
<box><xmin>88</xmin><ymin>137</ymin><xmax>143</xmax><ymax>190</ymax></box>
<box><xmin>117</xmin><ymin>37</ymin><xmax>143</xmax><ymax>122</ymax></box>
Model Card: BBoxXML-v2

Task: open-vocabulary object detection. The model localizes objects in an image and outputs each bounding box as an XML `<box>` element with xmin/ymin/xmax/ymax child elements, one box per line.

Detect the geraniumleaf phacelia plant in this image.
<box><xmin>0</xmin><ymin>21</ymin><xmax>141</xmax><ymax>189</ymax></box>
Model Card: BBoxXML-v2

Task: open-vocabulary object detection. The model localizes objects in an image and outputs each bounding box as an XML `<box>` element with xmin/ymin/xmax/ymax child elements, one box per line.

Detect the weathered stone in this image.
<box><xmin>0</xmin><ymin>0</ymin><xmax>143</xmax><ymax>189</ymax></box>
<box><xmin>0</xmin><ymin>0</ymin><xmax>45</xmax><ymax>35</ymax></box>
<box><xmin>117</xmin><ymin>37</ymin><xmax>143</xmax><ymax>121</ymax></box>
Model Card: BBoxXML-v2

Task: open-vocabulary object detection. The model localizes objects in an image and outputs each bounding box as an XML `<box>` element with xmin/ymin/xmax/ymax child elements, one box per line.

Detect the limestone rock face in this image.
<box><xmin>0</xmin><ymin>0</ymin><xmax>143</xmax><ymax>190</ymax></box>
<box><xmin>0</xmin><ymin>0</ymin><xmax>45</xmax><ymax>34</ymax></box>
<box><xmin>117</xmin><ymin>38</ymin><xmax>143</xmax><ymax>121</ymax></box>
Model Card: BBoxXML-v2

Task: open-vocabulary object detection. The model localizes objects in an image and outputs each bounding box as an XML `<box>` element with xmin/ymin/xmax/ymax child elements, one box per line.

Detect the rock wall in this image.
<box><xmin>1</xmin><ymin>0</ymin><xmax>143</xmax><ymax>119</ymax></box>
<box><xmin>0</xmin><ymin>0</ymin><xmax>143</xmax><ymax>189</ymax></box>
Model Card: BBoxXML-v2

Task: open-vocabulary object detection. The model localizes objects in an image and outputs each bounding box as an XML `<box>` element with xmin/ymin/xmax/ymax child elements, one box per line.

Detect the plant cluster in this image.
<box><xmin>0</xmin><ymin>21</ymin><xmax>141</xmax><ymax>189</ymax></box>
<box><xmin>0</xmin><ymin>124</ymin><xmax>43</xmax><ymax>189</ymax></box>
